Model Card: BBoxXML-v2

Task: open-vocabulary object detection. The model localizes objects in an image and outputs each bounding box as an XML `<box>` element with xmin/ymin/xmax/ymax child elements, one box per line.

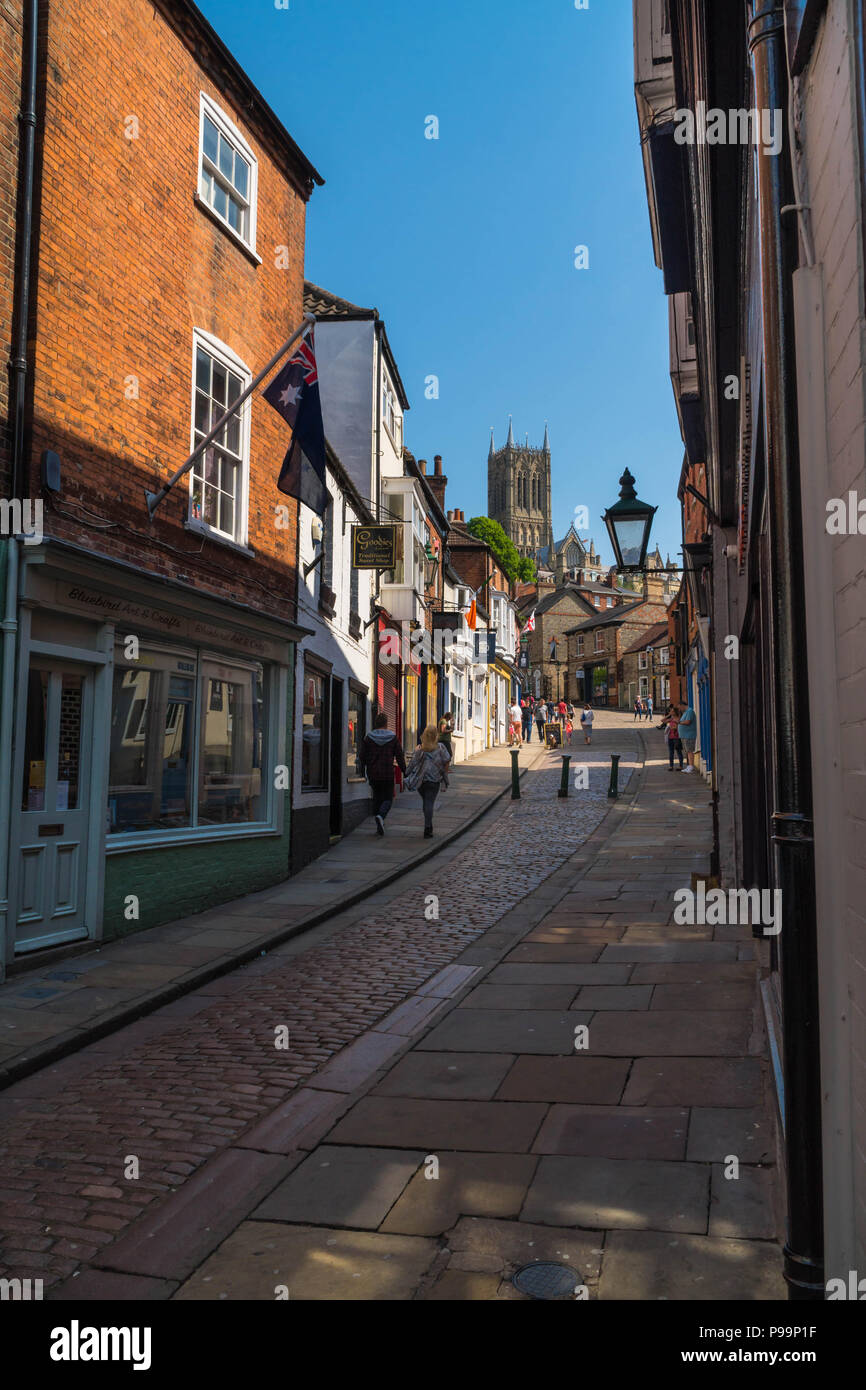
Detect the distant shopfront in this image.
<box><xmin>2</xmin><ymin>540</ymin><xmax>302</xmax><ymax>976</ymax></box>
<box><xmin>576</xmin><ymin>661</ymin><xmax>610</xmax><ymax>708</ymax></box>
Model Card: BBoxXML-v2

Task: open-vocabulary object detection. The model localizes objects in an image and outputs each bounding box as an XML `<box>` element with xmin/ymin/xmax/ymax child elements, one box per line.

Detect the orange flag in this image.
<box><xmin>466</xmin><ymin>599</ymin><xmax>477</xmax><ymax>630</ymax></box>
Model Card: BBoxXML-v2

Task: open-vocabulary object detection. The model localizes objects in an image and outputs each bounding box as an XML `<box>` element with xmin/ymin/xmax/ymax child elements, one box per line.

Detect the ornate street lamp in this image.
<box><xmin>602</xmin><ymin>469</ymin><xmax>658</xmax><ymax>572</ymax></box>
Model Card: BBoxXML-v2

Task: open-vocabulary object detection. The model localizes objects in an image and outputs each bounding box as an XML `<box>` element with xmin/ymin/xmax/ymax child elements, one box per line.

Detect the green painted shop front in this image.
<box><xmin>1</xmin><ymin>538</ymin><xmax>304</xmax><ymax>978</ymax></box>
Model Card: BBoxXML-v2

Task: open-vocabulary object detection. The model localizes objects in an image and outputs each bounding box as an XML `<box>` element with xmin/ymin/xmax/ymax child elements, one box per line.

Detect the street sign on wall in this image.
<box><xmin>351</xmin><ymin>525</ymin><xmax>398</xmax><ymax>569</ymax></box>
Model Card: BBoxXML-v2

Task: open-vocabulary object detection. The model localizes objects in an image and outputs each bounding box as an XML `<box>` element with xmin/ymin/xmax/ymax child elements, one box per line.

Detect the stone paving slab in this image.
<box><xmin>686</xmin><ymin>1107</ymin><xmax>775</xmax><ymax>1163</ymax></box>
<box><xmin>709</xmin><ymin>1162</ymin><xmax>779</xmax><ymax>1239</ymax></box>
<box><xmin>418</xmin><ymin>1008</ymin><xmax>592</xmax><ymax>1055</ymax></box>
<box><xmin>573</xmin><ymin>984</ymin><xmax>654</xmax><ymax>1010</ymax></box>
<box><xmin>326</xmin><ymin>1097</ymin><xmax>549</xmax><ymax>1152</ymax></box>
<box><xmin>587</xmin><ymin>1010</ymin><xmax>752</xmax><ymax>1056</ymax></box>
<box><xmin>495</xmin><ymin>1055</ymin><xmax>630</xmax><ymax>1104</ymax></box>
<box><xmin>444</xmin><ymin>1215</ymin><xmax>603</xmax><ymax>1285</ymax></box>
<box><xmin>380</xmin><ymin>1151</ymin><xmax>538</xmax><ymax>1236</ymax></box>
<box><xmin>459</xmin><ymin>983</ymin><xmax>579</xmax><ymax>1010</ymax></box>
<box><xmin>531</xmin><ymin>1105</ymin><xmax>690</xmax><ymax>1159</ymax></box>
<box><xmin>251</xmin><ymin>1146</ymin><xmax>424</xmax><ymax>1229</ymax></box>
<box><xmin>503</xmin><ymin>944</ymin><xmax>605</xmax><ymax>964</ymax></box>
<box><xmin>650</xmin><ymin>982</ymin><xmax>755</xmax><ymax>1011</ymax></box>
<box><xmin>597</xmin><ymin>1230</ymin><xmax>786</xmax><ymax>1300</ymax></box>
<box><xmin>600</xmin><ymin>943</ymin><xmax>741</xmax><ymax>963</ymax></box>
<box><xmin>622</xmin><ymin>1057</ymin><xmax>767</xmax><ymax>1107</ymax></box>
<box><xmin>522</xmin><ymin>1155</ymin><xmax>710</xmax><ymax>1232</ymax></box>
<box><xmin>372</xmin><ymin>1051</ymin><xmax>516</xmax><ymax>1100</ymax></box>
<box><xmin>489</xmin><ymin>963</ymin><xmax>631</xmax><ymax>986</ymax></box>
<box><xmin>173</xmin><ymin>1222</ymin><xmax>440</xmax><ymax>1300</ymax></box>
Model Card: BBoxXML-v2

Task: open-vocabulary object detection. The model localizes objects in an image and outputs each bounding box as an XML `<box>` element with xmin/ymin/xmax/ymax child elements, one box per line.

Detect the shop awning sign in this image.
<box><xmin>352</xmin><ymin>525</ymin><xmax>398</xmax><ymax>570</ymax></box>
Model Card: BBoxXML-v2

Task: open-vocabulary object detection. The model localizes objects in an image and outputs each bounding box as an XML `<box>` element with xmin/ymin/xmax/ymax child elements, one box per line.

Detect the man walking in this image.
<box><xmin>535</xmin><ymin>700</ymin><xmax>547</xmax><ymax>745</ymax></box>
<box><xmin>358</xmin><ymin>712</ymin><xmax>407</xmax><ymax>835</ymax></box>
<box><xmin>646</xmin><ymin>695</ymin><xmax>654</xmax><ymax>721</ymax></box>
<box><xmin>521</xmin><ymin>698</ymin><xmax>532</xmax><ymax>743</ymax></box>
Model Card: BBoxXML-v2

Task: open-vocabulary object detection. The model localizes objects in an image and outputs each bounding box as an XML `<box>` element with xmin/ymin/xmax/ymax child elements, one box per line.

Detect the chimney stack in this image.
<box><xmin>427</xmin><ymin>453</ymin><xmax>448</xmax><ymax>511</ymax></box>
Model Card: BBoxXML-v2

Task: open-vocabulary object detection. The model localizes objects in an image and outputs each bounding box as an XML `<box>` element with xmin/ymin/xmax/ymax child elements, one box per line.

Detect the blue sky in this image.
<box><xmin>199</xmin><ymin>0</ymin><xmax>684</xmax><ymax>565</ymax></box>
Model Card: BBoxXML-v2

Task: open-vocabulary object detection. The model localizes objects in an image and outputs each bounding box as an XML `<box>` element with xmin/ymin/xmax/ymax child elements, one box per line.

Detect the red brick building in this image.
<box><xmin>0</xmin><ymin>0</ymin><xmax>322</xmax><ymax>975</ymax></box>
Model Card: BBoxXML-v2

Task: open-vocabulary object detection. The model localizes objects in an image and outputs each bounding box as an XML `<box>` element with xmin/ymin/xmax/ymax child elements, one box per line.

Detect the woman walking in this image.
<box><xmin>437</xmin><ymin>712</ymin><xmax>453</xmax><ymax>759</ymax></box>
<box><xmin>581</xmin><ymin>703</ymin><xmax>594</xmax><ymax>745</ymax></box>
<box><xmin>405</xmin><ymin>724</ymin><xmax>451</xmax><ymax>838</ymax></box>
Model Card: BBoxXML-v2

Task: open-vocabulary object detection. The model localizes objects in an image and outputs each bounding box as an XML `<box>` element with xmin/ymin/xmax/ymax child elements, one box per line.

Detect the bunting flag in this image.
<box><xmin>262</xmin><ymin>328</ymin><xmax>328</xmax><ymax>515</ymax></box>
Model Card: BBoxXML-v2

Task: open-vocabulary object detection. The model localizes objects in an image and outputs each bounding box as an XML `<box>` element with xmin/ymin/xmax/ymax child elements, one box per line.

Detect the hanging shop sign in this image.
<box><xmin>352</xmin><ymin>525</ymin><xmax>398</xmax><ymax>570</ymax></box>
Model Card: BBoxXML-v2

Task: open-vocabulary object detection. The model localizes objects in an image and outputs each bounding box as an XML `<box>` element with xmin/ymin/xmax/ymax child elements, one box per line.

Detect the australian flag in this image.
<box><xmin>263</xmin><ymin>328</ymin><xmax>328</xmax><ymax>515</ymax></box>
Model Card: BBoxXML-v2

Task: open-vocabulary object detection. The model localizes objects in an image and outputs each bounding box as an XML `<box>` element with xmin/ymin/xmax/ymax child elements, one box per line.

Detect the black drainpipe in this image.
<box><xmin>748</xmin><ymin>1</ymin><xmax>824</xmax><ymax>1299</ymax></box>
<box><xmin>10</xmin><ymin>0</ymin><xmax>39</xmax><ymax>501</ymax></box>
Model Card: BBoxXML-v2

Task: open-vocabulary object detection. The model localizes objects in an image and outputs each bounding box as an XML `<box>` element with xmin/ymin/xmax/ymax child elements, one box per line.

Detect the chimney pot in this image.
<box><xmin>418</xmin><ymin>458</ymin><xmax>427</xmax><ymax>474</ymax></box>
<box><xmin>434</xmin><ymin>455</ymin><xmax>443</xmax><ymax>475</ymax></box>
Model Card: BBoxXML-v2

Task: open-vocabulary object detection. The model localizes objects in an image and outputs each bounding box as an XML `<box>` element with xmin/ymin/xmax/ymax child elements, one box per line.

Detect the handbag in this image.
<box><xmin>403</xmin><ymin>752</ymin><xmax>424</xmax><ymax>791</ymax></box>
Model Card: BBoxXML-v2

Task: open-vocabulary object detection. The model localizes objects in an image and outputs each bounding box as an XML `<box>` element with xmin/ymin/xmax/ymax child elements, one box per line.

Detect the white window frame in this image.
<box><xmin>594</xmin><ymin>630</ymin><xmax>605</xmax><ymax>654</ymax></box>
<box><xmin>638</xmin><ymin>651</ymin><xmax>648</xmax><ymax>670</ymax></box>
<box><xmin>198</xmin><ymin>92</ymin><xmax>259</xmax><ymax>258</ymax></box>
<box><xmin>382</xmin><ymin>375</ymin><xmax>403</xmax><ymax>449</ymax></box>
<box><xmin>576</xmin><ymin>635</ymin><xmax>585</xmax><ymax>656</ymax></box>
<box><xmin>188</xmin><ymin>329</ymin><xmax>252</xmax><ymax>548</ymax></box>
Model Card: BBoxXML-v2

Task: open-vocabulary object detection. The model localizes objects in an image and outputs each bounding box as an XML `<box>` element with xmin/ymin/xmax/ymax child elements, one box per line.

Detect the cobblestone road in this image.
<box><xmin>0</xmin><ymin>741</ymin><xmax>637</xmax><ymax>1290</ymax></box>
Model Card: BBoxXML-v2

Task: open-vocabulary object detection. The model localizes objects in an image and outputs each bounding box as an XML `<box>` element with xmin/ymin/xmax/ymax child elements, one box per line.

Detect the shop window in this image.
<box><xmin>302</xmin><ymin>666</ymin><xmax>328</xmax><ymax>789</ymax></box>
<box><xmin>347</xmin><ymin>686</ymin><xmax>367</xmax><ymax>776</ymax></box>
<box><xmin>198</xmin><ymin>660</ymin><xmax>265</xmax><ymax>825</ymax></box>
<box><xmin>108</xmin><ymin>645</ymin><xmax>268</xmax><ymax>835</ymax></box>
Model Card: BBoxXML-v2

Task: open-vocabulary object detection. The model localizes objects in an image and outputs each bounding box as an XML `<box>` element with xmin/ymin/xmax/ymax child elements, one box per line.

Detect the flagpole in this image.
<box><xmin>144</xmin><ymin>312</ymin><xmax>316</xmax><ymax>519</ymax></box>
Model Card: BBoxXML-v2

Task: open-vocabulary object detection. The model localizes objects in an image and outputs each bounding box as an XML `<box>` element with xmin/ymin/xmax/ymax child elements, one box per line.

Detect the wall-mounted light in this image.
<box><xmin>311</xmin><ymin>516</ymin><xmax>324</xmax><ymax>545</ymax></box>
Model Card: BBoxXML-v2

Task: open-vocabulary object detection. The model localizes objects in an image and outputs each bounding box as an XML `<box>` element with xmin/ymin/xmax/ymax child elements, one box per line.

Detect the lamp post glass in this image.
<box><xmin>603</xmin><ymin>468</ymin><xmax>657</xmax><ymax>572</ymax></box>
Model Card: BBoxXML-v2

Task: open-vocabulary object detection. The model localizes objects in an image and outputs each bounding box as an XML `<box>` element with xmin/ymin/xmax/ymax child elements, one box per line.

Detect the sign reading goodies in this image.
<box><xmin>351</xmin><ymin>525</ymin><xmax>398</xmax><ymax>570</ymax></box>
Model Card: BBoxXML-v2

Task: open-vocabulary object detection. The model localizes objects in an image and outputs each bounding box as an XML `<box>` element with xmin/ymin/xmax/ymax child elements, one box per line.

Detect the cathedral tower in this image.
<box><xmin>487</xmin><ymin>419</ymin><xmax>554</xmax><ymax>558</ymax></box>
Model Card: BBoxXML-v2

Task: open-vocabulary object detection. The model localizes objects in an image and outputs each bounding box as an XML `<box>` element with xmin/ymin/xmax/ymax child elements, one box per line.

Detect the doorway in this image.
<box><xmin>14</xmin><ymin>659</ymin><xmax>94</xmax><ymax>953</ymax></box>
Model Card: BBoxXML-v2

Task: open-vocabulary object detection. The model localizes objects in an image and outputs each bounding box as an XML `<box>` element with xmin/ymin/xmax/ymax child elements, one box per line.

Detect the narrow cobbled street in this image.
<box><xmin>0</xmin><ymin>715</ymin><xmax>782</xmax><ymax>1300</ymax></box>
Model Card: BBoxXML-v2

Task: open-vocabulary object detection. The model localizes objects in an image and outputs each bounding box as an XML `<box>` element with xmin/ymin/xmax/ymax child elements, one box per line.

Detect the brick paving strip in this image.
<box><xmin>0</xmin><ymin>745</ymin><xmax>536</xmax><ymax>1089</ymax></box>
<box><xmin>0</xmin><ymin>719</ymin><xmax>639</xmax><ymax>1292</ymax></box>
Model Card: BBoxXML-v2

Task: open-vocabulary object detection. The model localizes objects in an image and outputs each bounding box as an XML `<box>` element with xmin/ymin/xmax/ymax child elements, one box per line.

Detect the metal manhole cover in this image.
<box><xmin>512</xmin><ymin>1262</ymin><xmax>579</xmax><ymax>1299</ymax></box>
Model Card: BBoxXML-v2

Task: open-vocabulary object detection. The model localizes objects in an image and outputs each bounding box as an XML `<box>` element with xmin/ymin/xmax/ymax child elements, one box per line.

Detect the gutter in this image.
<box><xmin>10</xmin><ymin>0</ymin><xmax>38</xmax><ymax>502</ymax></box>
<box><xmin>0</xmin><ymin>540</ymin><xmax>19</xmax><ymax>981</ymax></box>
<box><xmin>748</xmin><ymin>0</ymin><xmax>824</xmax><ymax>1300</ymax></box>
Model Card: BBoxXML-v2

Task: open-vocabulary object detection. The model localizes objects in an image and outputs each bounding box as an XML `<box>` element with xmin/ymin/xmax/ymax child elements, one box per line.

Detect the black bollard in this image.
<box><xmin>558</xmin><ymin>754</ymin><xmax>571</xmax><ymax>798</ymax></box>
<box><xmin>510</xmin><ymin>747</ymin><xmax>521</xmax><ymax>800</ymax></box>
<box><xmin>608</xmin><ymin>753</ymin><xmax>620</xmax><ymax>799</ymax></box>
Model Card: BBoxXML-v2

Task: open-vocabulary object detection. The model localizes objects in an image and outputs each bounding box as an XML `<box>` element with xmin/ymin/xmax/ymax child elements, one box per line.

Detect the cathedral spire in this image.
<box><xmin>506</xmin><ymin>415</ymin><xmax>514</xmax><ymax>447</ymax></box>
<box><xmin>489</xmin><ymin>428</ymin><xmax>495</xmax><ymax>458</ymax></box>
<box><xmin>543</xmin><ymin>421</ymin><xmax>550</xmax><ymax>452</ymax></box>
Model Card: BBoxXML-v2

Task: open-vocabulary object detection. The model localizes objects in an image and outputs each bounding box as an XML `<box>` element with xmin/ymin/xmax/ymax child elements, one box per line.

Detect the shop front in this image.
<box><xmin>2</xmin><ymin>540</ymin><xmax>303</xmax><ymax>974</ymax></box>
